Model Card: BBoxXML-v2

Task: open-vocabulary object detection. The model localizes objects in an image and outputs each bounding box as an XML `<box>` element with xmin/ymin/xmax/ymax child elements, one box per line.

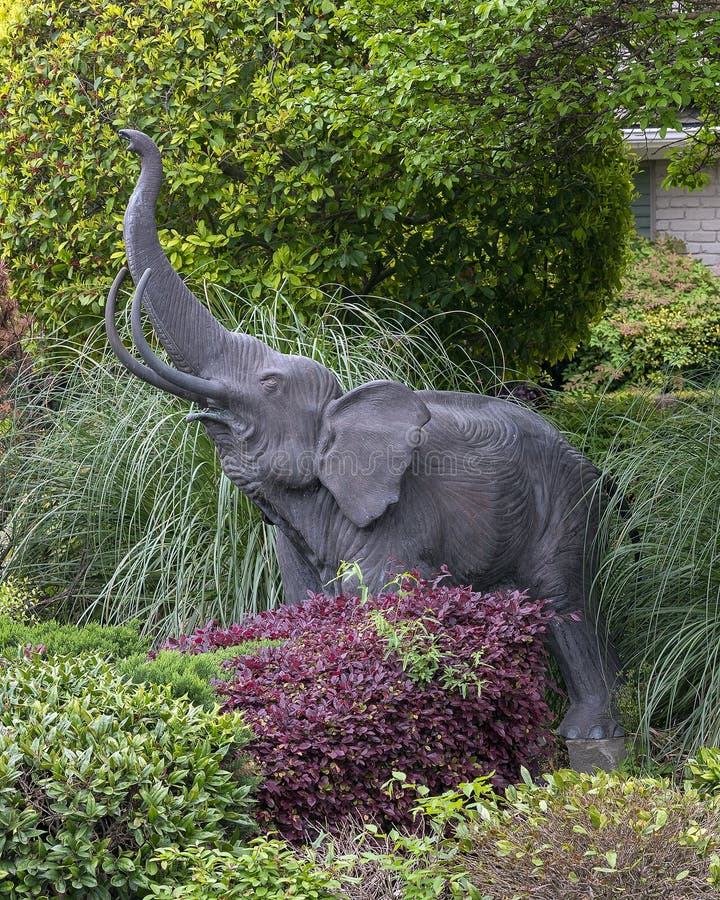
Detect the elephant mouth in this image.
<box><xmin>186</xmin><ymin>408</ymin><xmax>232</xmax><ymax>426</ymax></box>
<box><xmin>186</xmin><ymin>408</ymin><xmax>254</xmax><ymax>443</ymax></box>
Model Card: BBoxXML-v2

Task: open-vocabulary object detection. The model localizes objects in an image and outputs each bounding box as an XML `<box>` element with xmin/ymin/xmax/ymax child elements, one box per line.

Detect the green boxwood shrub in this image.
<box><xmin>0</xmin><ymin>615</ymin><xmax>149</xmax><ymax>660</ymax></box>
<box><xmin>0</xmin><ymin>653</ymin><xmax>256</xmax><ymax>898</ymax></box>
<box><xmin>120</xmin><ymin>642</ymin><xmax>279</xmax><ymax>710</ymax></box>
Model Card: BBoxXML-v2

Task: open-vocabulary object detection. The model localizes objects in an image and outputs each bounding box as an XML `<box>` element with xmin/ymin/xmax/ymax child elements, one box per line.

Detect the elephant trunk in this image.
<box><xmin>119</xmin><ymin>129</ymin><xmax>230</xmax><ymax>376</ymax></box>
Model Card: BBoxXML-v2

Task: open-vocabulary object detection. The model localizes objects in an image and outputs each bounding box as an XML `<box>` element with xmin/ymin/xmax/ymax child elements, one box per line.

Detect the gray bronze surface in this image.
<box><xmin>566</xmin><ymin>738</ymin><xmax>627</xmax><ymax>774</ymax></box>
<box><xmin>106</xmin><ymin>130</ymin><xmax>623</xmax><ymax>741</ymax></box>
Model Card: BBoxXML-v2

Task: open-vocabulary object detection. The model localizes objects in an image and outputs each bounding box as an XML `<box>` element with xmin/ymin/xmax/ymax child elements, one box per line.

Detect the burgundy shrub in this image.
<box><xmin>168</xmin><ymin>578</ymin><xmax>556</xmax><ymax>841</ymax></box>
<box><xmin>152</xmin><ymin>595</ymin><xmax>357</xmax><ymax>655</ymax></box>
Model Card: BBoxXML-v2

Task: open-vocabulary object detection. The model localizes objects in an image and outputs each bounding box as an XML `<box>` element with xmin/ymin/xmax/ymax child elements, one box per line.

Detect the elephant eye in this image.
<box><xmin>260</xmin><ymin>373</ymin><xmax>281</xmax><ymax>394</ymax></box>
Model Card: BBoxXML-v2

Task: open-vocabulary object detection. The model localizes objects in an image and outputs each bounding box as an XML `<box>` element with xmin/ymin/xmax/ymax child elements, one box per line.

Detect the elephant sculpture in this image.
<box><xmin>106</xmin><ymin>129</ymin><xmax>623</xmax><ymax>742</ymax></box>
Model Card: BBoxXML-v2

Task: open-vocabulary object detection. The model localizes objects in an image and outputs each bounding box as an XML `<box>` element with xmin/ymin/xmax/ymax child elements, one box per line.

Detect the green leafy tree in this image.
<box><xmin>0</xmin><ymin>0</ymin><xmax>717</xmax><ymax>364</ymax></box>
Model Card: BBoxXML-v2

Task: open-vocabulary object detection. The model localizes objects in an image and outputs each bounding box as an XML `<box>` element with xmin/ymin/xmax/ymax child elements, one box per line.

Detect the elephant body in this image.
<box><xmin>106</xmin><ymin>130</ymin><xmax>623</xmax><ymax>742</ymax></box>
<box><xmin>260</xmin><ymin>390</ymin><xmax>598</xmax><ymax>608</ymax></box>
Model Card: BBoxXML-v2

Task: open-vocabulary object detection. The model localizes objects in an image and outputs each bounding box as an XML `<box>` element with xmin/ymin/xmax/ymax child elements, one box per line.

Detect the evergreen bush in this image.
<box><xmin>120</xmin><ymin>641</ymin><xmax>278</xmax><ymax>709</ymax></box>
<box><xmin>0</xmin><ymin>615</ymin><xmax>149</xmax><ymax>659</ymax></box>
<box><xmin>0</xmin><ymin>653</ymin><xmax>256</xmax><ymax>897</ymax></box>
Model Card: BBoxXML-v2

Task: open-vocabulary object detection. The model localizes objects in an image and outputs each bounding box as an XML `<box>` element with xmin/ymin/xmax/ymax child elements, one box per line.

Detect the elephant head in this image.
<box><xmin>106</xmin><ymin>130</ymin><xmax>430</xmax><ymax>527</ymax></box>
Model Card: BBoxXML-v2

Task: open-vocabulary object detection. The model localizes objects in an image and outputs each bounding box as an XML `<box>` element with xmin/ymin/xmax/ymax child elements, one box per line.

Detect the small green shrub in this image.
<box><xmin>0</xmin><ymin>653</ymin><xmax>256</xmax><ymax>898</ymax></box>
<box><xmin>120</xmin><ymin>642</ymin><xmax>277</xmax><ymax>710</ymax></box>
<box><xmin>563</xmin><ymin>237</ymin><xmax>720</xmax><ymax>390</ymax></box>
<box><xmin>0</xmin><ymin>578</ymin><xmax>39</xmax><ymax>623</ymax></box>
<box><xmin>147</xmin><ymin>838</ymin><xmax>340</xmax><ymax>899</ymax></box>
<box><xmin>0</xmin><ymin>616</ymin><xmax>149</xmax><ymax>660</ymax></box>
<box><xmin>321</xmin><ymin>770</ymin><xmax>720</xmax><ymax>899</ymax></box>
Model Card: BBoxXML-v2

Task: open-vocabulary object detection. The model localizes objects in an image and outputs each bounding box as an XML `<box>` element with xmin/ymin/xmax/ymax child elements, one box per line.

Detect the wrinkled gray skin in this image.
<box><xmin>106</xmin><ymin>130</ymin><xmax>623</xmax><ymax>741</ymax></box>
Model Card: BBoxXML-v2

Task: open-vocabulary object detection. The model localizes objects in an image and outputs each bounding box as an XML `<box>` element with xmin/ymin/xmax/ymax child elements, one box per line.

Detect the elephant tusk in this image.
<box><xmin>130</xmin><ymin>267</ymin><xmax>228</xmax><ymax>404</ymax></box>
<box><xmin>105</xmin><ymin>267</ymin><xmax>210</xmax><ymax>405</ymax></box>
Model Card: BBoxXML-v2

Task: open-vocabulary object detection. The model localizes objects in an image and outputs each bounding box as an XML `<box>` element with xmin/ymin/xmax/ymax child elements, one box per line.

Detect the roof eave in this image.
<box><xmin>622</xmin><ymin>127</ymin><xmax>701</xmax><ymax>160</ymax></box>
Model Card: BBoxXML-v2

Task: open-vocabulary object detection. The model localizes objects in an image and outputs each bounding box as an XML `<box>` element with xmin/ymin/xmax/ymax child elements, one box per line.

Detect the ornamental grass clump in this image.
<box><xmin>0</xmin><ymin>653</ymin><xmax>256</xmax><ymax>898</ymax></box>
<box><xmin>590</xmin><ymin>378</ymin><xmax>720</xmax><ymax>756</ymax></box>
<box><xmin>168</xmin><ymin>577</ymin><xmax>555</xmax><ymax>841</ymax></box>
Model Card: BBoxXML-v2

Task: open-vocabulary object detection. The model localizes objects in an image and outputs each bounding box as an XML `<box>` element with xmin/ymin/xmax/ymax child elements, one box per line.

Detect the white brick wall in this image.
<box><xmin>652</xmin><ymin>161</ymin><xmax>720</xmax><ymax>270</ymax></box>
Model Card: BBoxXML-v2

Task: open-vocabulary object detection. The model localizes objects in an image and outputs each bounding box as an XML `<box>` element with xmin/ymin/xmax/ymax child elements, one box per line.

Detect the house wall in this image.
<box><xmin>631</xmin><ymin>164</ymin><xmax>652</xmax><ymax>239</ymax></box>
<box><xmin>651</xmin><ymin>160</ymin><xmax>720</xmax><ymax>271</ymax></box>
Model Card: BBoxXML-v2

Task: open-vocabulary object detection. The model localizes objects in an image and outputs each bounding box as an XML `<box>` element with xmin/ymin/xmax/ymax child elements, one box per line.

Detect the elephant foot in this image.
<box><xmin>558</xmin><ymin>702</ymin><xmax>624</xmax><ymax>741</ymax></box>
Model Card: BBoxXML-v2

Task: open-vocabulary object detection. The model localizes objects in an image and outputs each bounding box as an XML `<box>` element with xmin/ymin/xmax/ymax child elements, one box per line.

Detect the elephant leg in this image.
<box><xmin>544</xmin><ymin>613</ymin><xmax>624</xmax><ymax>740</ymax></box>
<box><xmin>275</xmin><ymin>529</ymin><xmax>324</xmax><ymax>604</ymax></box>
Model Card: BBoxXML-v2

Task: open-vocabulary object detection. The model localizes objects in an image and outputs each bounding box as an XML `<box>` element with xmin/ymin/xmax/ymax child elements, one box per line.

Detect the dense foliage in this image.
<box><xmin>562</xmin><ymin>238</ymin><xmax>720</xmax><ymax>390</ymax></box>
<box><xmin>0</xmin><ymin>260</ymin><xmax>28</xmax><ymax>381</ymax></box>
<box><xmin>3</xmin><ymin>1</ymin><xmax>717</xmax><ymax>363</ymax></box>
<box><xmin>0</xmin><ymin>578</ymin><xmax>41</xmax><ymax>623</ymax></box>
<box><xmin>0</xmin><ymin>615</ymin><xmax>149</xmax><ymax>659</ymax></box>
<box><xmin>546</xmin><ymin>388</ymin><xmax>663</xmax><ymax>466</ymax></box>
<box><xmin>0</xmin><ymin>653</ymin><xmax>256</xmax><ymax>898</ymax></box>
<box><xmin>147</xmin><ymin>839</ymin><xmax>340</xmax><ymax>899</ymax></box>
<box><xmin>163</xmin><ymin>578</ymin><xmax>555</xmax><ymax>841</ymax></box>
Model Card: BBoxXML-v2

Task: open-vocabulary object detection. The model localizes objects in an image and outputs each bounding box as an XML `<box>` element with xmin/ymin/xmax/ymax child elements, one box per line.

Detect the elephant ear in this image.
<box><xmin>317</xmin><ymin>381</ymin><xmax>431</xmax><ymax>528</ymax></box>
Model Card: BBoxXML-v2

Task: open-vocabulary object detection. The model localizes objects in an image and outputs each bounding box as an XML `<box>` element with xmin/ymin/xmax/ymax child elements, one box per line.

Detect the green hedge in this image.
<box><xmin>0</xmin><ymin>615</ymin><xmax>149</xmax><ymax>659</ymax></box>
